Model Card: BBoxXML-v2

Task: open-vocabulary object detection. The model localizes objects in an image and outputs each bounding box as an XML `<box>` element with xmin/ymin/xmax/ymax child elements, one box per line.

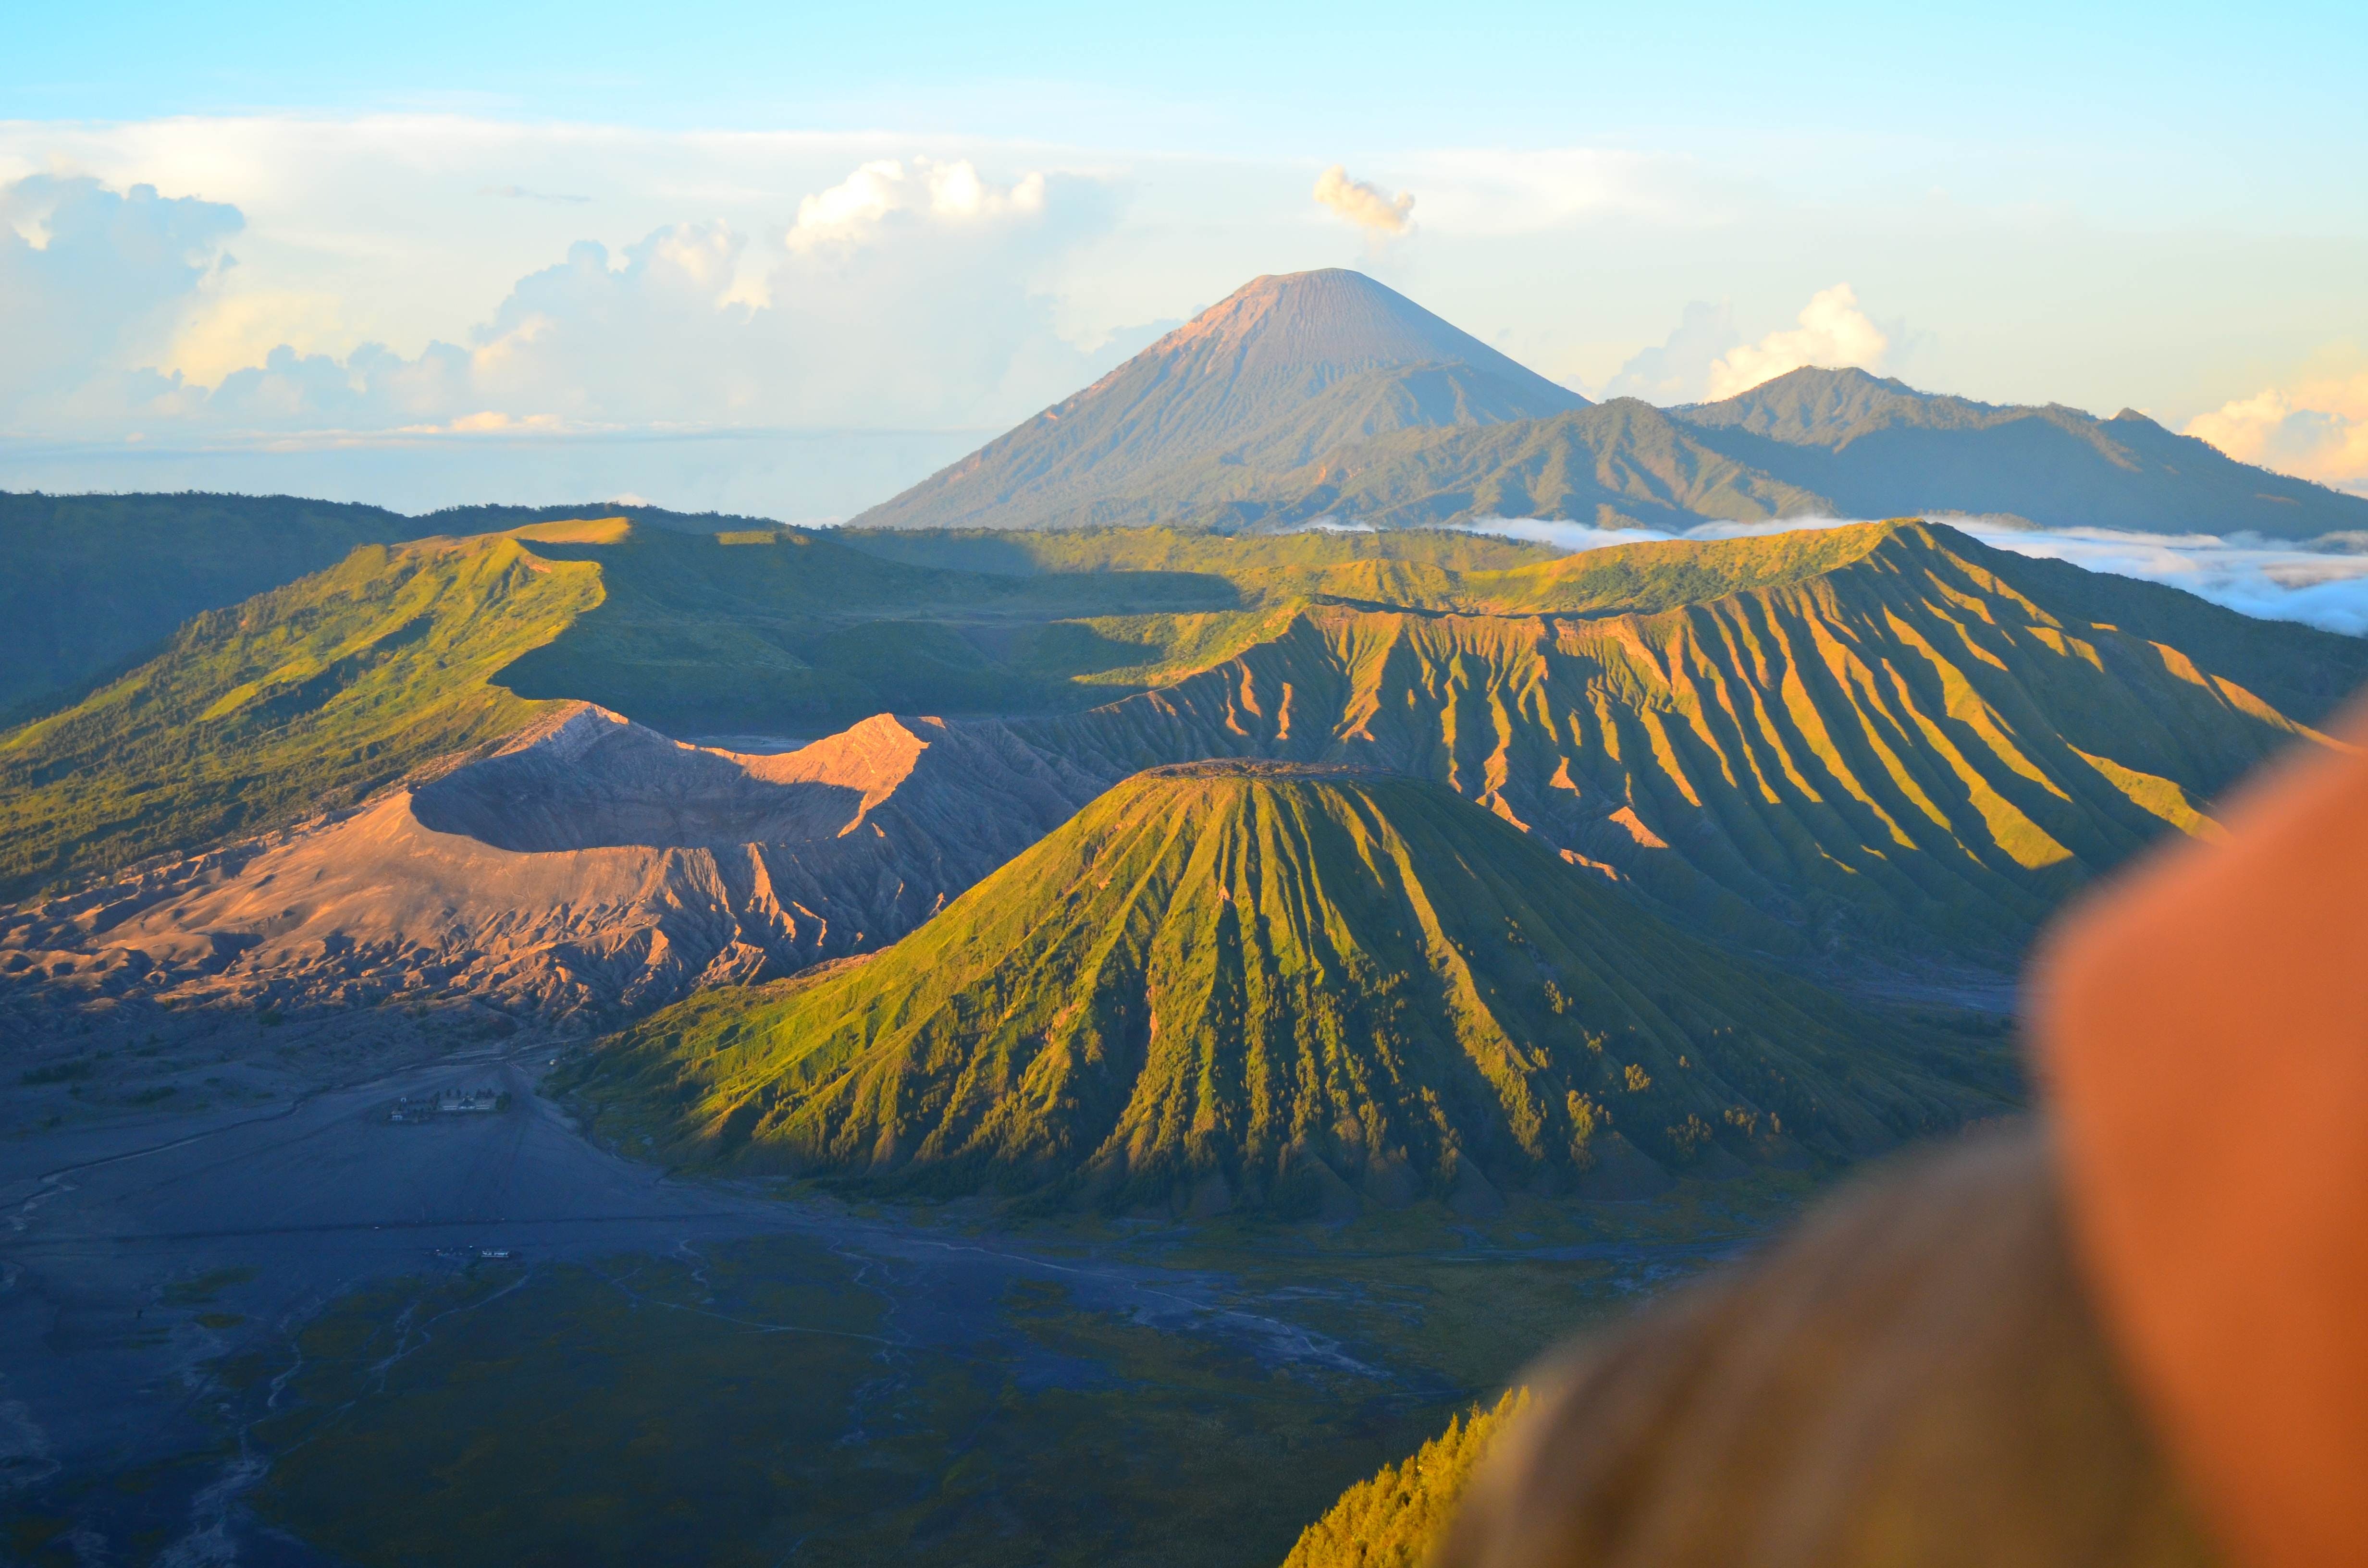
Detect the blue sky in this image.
<box><xmin>5</xmin><ymin>0</ymin><xmax>2365</xmax><ymax>517</ymax></box>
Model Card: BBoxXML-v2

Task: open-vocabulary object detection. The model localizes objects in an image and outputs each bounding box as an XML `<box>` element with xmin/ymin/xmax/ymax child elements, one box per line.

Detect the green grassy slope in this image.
<box><xmin>565</xmin><ymin>762</ymin><xmax>2010</xmax><ymax>1209</ymax></box>
<box><xmin>0</xmin><ymin>493</ymin><xmax>840</xmax><ymax>724</ymax></box>
<box><xmin>0</xmin><ymin>517</ymin><xmax>1543</xmax><ymax>899</ymax></box>
<box><xmin>1280</xmin><ymin>1390</ymin><xmax>1527</xmax><ymax>1568</ymax></box>
<box><xmin>0</xmin><ymin>491</ymin><xmax>445</xmax><ymax>716</ymax></box>
<box><xmin>834</xmin><ymin>523</ymin><xmax>1557</xmax><ymax>582</ymax></box>
<box><xmin>0</xmin><ymin>529</ymin><xmax>603</xmax><ymax>899</ymax></box>
<box><xmin>1023</xmin><ymin>522</ymin><xmax>2368</xmax><ymax>963</ymax></box>
<box><xmin>489</xmin><ymin>520</ymin><xmax>1257</xmax><ymax>732</ymax></box>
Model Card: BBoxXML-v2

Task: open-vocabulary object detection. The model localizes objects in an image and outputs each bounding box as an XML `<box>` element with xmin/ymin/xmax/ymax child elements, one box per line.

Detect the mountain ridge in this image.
<box><xmin>1016</xmin><ymin>521</ymin><xmax>2366</xmax><ymax>966</ymax></box>
<box><xmin>9</xmin><ymin>517</ymin><xmax>2361</xmax><ymax>1053</ymax></box>
<box><xmin>564</xmin><ymin>762</ymin><xmax>2012</xmax><ymax>1212</ymax></box>
<box><xmin>851</xmin><ymin>266</ymin><xmax>2368</xmax><ymax>539</ymax></box>
<box><xmin>1666</xmin><ymin>367</ymin><xmax>2368</xmax><ymax>537</ymax></box>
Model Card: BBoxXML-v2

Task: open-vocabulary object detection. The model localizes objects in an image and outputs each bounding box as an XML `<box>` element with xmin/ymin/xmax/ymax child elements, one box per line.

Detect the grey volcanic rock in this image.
<box><xmin>851</xmin><ymin>269</ymin><xmax>1586</xmax><ymax>532</ymax></box>
<box><xmin>0</xmin><ymin>706</ymin><xmax>1101</xmax><ymax>1044</ymax></box>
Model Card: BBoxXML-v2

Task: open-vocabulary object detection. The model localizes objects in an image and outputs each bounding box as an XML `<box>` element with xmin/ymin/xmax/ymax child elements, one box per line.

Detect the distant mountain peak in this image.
<box><xmin>1676</xmin><ymin>365</ymin><xmax>1950</xmax><ymax>441</ymax></box>
<box><xmin>1132</xmin><ymin>269</ymin><xmax>1573</xmax><ymax>394</ymax></box>
<box><xmin>850</xmin><ymin>270</ymin><xmax>1584</xmax><ymax>532</ymax></box>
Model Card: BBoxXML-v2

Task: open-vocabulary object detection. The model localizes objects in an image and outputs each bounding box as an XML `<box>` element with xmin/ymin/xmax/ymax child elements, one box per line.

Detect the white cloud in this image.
<box><xmin>1464</xmin><ymin>515</ymin><xmax>2368</xmax><ymax>637</ymax></box>
<box><xmin>1312</xmin><ymin>165</ymin><xmax>1414</xmax><ymax>236</ymax></box>
<box><xmin>163</xmin><ymin>288</ymin><xmax>350</xmax><ymax>387</ymax></box>
<box><xmin>1705</xmin><ymin>284</ymin><xmax>1889</xmax><ymax>400</ymax></box>
<box><xmin>2184</xmin><ymin>370</ymin><xmax>2368</xmax><ymax>497</ymax></box>
<box><xmin>789</xmin><ymin>158</ymin><xmax>1047</xmax><ymax>251</ymax></box>
<box><xmin>0</xmin><ymin>156</ymin><xmax>1122</xmax><ymax>439</ymax></box>
<box><xmin>0</xmin><ymin>175</ymin><xmax>242</xmax><ymax>413</ymax></box>
<box><xmin>1598</xmin><ymin>301</ymin><xmax>1740</xmax><ymax>404</ymax></box>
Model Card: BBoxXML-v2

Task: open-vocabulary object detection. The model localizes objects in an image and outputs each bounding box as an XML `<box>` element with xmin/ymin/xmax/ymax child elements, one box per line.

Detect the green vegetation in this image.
<box><xmin>240</xmin><ymin>1240</ymin><xmax>1444</xmax><ymax>1568</ymax></box>
<box><xmin>18</xmin><ymin>1060</ymin><xmax>95</xmax><ymax>1085</ymax></box>
<box><xmin>566</xmin><ymin>762</ymin><xmax>2010</xmax><ymax>1207</ymax></box>
<box><xmin>0</xmin><ymin>531</ymin><xmax>597</xmax><ymax>899</ymax></box>
<box><xmin>160</xmin><ymin>1265</ymin><xmax>259</xmax><ymax>1305</ymax></box>
<box><xmin>1021</xmin><ymin>520</ymin><xmax>2368</xmax><ymax>961</ymax></box>
<box><xmin>8</xmin><ymin>509</ymin><xmax>2357</xmax><ymax>976</ymax></box>
<box><xmin>0</xmin><ymin>491</ymin><xmax>442</xmax><ymax>717</ymax></box>
<box><xmin>834</xmin><ymin>522</ymin><xmax>1554</xmax><ymax>584</ymax></box>
<box><xmin>0</xmin><ymin>518</ymin><xmax>1500</xmax><ymax>898</ymax></box>
<box><xmin>1281</xmin><ymin>1390</ymin><xmax>1527</xmax><ymax>1568</ymax></box>
<box><xmin>228</xmin><ymin>1193</ymin><xmax>1755</xmax><ymax>1568</ymax></box>
<box><xmin>485</xmin><ymin>517</ymin><xmax>1258</xmax><ymax>730</ymax></box>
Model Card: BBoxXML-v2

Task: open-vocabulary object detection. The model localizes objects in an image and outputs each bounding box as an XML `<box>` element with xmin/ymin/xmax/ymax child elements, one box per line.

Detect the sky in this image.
<box><xmin>5</xmin><ymin>0</ymin><xmax>2367</xmax><ymax>521</ymax></box>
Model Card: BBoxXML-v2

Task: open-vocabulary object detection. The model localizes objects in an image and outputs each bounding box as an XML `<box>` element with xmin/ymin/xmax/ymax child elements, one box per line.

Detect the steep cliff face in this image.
<box><xmin>1021</xmin><ymin>522</ymin><xmax>2356</xmax><ymax>964</ymax></box>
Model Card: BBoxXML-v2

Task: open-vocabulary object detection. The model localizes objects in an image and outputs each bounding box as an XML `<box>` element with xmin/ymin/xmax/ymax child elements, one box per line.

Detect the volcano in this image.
<box><xmin>567</xmin><ymin>762</ymin><xmax>2010</xmax><ymax>1214</ymax></box>
<box><xmin>850</xmin><ymin>269</ymin><xmax>1586</xmax><ymax>532</ymax></box>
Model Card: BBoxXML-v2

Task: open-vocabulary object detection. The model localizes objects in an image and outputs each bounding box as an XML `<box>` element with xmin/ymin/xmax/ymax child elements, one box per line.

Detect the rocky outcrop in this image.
<box><xmin>0</xmin><ymin>706</ymin><xmax>1100</xmax><ymax>1043</ymax></box>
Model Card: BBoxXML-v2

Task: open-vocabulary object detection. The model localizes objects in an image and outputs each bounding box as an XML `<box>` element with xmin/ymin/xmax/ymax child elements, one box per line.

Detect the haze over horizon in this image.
<box><xmin>7</xmin><ymin>0</ymin><xmax>2366</xmax><ymax>518</ymax></box>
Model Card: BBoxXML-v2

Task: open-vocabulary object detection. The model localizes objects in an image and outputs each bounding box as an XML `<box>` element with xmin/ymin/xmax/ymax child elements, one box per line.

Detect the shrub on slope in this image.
<box><xmin>1281</xmin><ymin>1390</ymin><xmax>1527</xmax><ymax>1568</ymax></box>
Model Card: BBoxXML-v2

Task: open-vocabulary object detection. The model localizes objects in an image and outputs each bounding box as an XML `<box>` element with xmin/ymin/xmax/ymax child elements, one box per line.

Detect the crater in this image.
<box><xmin>410</xmin><ymin>707</ymin><xmax>924</xmax><ymax>853</ymax></box>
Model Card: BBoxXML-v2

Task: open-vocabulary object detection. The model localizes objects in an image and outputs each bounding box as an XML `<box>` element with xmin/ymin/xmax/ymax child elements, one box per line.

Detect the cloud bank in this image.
<box><xmin>1465</xmin><ymin>515</ymin><xmax>2368</xmax><ymax>637</ymax></box>
<box><xmin>1596</xmin><ymin>285</ymin><xmax>1894</xmax><ymax>404</ymax></box>
<box><xmin>2184</xmin><ymin>370</ymin><xmax>2368</xmax><ymax>498</ymax></box>
<box><xmin>1705</xmin><ymin>284</ymin><xmax>1889</xmax><ymax>400</ymax></box>
<box><xmin>1</xmin><ymin>160</ymin><xmax>1122</xmax><ymax>440</ymax></box>
<box><xmin>0</xmin><ymin>175</ymin><xmax>243</xmax><ymax>414</ymax></box>
<box><xmin>1599</xmin><ymin>302</ymin><xmax>1740</xmax><ymax>403</ymax></box>
<box><xmin>1313</xmin><ymin>165</ymin><xmax>1414</xmax><ymax>236</ymax></box>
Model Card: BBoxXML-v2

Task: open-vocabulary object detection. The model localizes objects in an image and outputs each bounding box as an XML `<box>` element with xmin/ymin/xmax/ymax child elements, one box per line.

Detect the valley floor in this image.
<box><xmin>0</xmin><ymin>1033</ymin><xmax>1811</xmax><ymax>1567</ymax></box>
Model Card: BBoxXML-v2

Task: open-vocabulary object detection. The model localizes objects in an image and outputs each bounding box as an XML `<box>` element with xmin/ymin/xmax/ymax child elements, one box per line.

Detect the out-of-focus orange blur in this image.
<box><xmin>2034</xmin><ymin>700</ymin><xmax>2368</xmax><ymax>1568</ymax></box>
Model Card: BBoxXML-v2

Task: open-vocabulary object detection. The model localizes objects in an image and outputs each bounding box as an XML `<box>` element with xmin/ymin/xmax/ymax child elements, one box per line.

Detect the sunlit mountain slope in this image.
<box><xmin>1281</xmin><ymin>1391</ymin><xmax>1528</xmax><ymax>1568</ymax></box>
<box><xmin>0</xmin><ymin>526</ymin><xmax>604</xmax><ymax>901</ymax></box>
<box><xmin>1020</xmin><ymin>522</ymin><xmax>2367</xmax><ymax>964</ymax></box>
<box><xmin>567</xmin><ymin>763</ymin><xmax>2011</xmax><ymax>1211</ymax></box>
<box><xmin>0</xmin><ymin>519</ymin><xmax>1570</xmax><ymax>902</ymax></box>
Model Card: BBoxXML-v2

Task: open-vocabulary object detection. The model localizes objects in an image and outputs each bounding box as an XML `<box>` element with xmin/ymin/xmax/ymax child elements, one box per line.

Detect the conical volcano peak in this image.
<box><xmin>1138</xmin><ymin>270</ymin><xmax>1573</xmax><ymax>395</ymax></box>
<box><xmin>849</xmin><ymin>269</ymin><xmax>1585</xmax><ymax>531</ymax></box>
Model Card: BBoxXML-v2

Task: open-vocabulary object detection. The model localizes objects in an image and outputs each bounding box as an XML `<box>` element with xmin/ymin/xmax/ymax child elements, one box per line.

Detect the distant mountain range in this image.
<box><xmin>851</xmin><ymin>270</ymin><xmax>2368</xmax><ymax>541</ymax></box>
